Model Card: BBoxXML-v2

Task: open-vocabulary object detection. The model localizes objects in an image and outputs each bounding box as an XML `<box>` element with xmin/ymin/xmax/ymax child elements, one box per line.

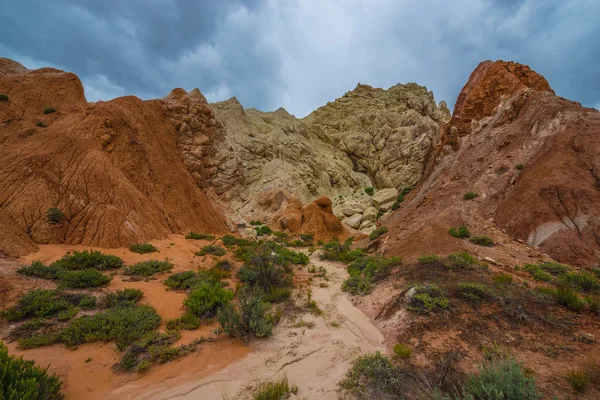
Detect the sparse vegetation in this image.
<box><xmin>465</xmin><ymin>357</ymin><xmax>542</xmax><ymax>399</ymax></box>
<box><xmin>401</xmin><ymin>186</ymin><xmax>412</xmax><ymax>195</ymax></box>
<box><xmin>470</xmin><ymin>235</ymin><xmax>495</xmax><ymax>247</ymax></box>
<box><xmin>43</xmin><ymin>107</ymin><xmax>56</xmax><ymax>114</ymax></box>
<box><xmin>369</xmin><ymin>226</ymin><xmax>388</xmax><ymax>240</ymax></box>
<box><xmin>448</xmin><ymin>226</ymin><xmax>470</xmax><ymax>238</ymax></box>
<box><xmin>523</xmin><ymin>264</ymin><xmax>553</xmax><ymax>282</ymax></box>
<box><xmin>0</xmin><ymin>342</ymin><xmax>64</xmax><ymax>400</ymax></box>
<box><xmin>561</xmin><ymin>270</ymin><xmax>600</xmax><ymax>292</ymax></box>
<box><xmin>320</xmin><ymin>239</ymin><xmax>364</xmax><ymax>264</ymax></box>
<box><xmin>164</xmin><ymin>271</ymin><xmax>203</xmax><ymax>290</ymax></box>
<box><xmin>458</xmin><ymin>283</ymin><xmax>490</xmax><ymax>303</ymax></box>
<box><xmin>58</xmin><ymin>269</ymin><xmax>111</xmax><ymax>288</ymax></box>
<box><xmin>196</xmin><ymin>244</ymin><xmax>226</xmax><ymax>257</ymax></box>
<box><xmin>184</xmin><ymin>282</ymin><xmax>234</xmax><ymax>319</ymax></box>
<box><xmin>51</xmin><ymin>250</ymin><xmax>123</xmax><ymax>271</ymax></box>
<box><xmin>463</xmin><ymin>191</ymin><xmax>479</xmax><ymax>200</ymax></box>
<box><xmin>255</xmin><ymin>225</ymin><xmax>273</xmax><ymax>236</ymax></box>
<box><xmin>46</xmin><ymin>207</ymin><xmax>65</xmax><ymax>224</ymax></box>
<box><xmin>364</xmin><ymin>187</ymin><xmax>375</xmax><ymax>196</ymax></box>
<box><xmin>407</xmin><ymin>284</ymin><xmax>449</xmax><ymax>313</ymax></box>
<box><xmin>36</xmin><ymin>120</ymin><xmax>47</xmax><ymax>127</ymax></box>
<box><xmin>566</xmin><ymin>370</ymin><xmax>589</xmax><ymax>393</ymax></box>
<box><xmin>393</xmin><ymin>343</ymin><xmax>412</xmax><ymax>359</ymax></box>
<box><xmin>18</xmin><ymin>261</ymin><xmax>64</xmax><ymax>280</ymax></box>
<box><xmin>417</xmin><ymin>254</ymin><xmax>440</xmax><ymax>264</ymax></box>
<box><xmin>165</xmin><ymin>313</ymin><xmax>201</xmax><ymax>331</ymax></box>
<box><xmin>129</xmin><ymin>243</ymin><xmax>158</xmax><ymax>254</ymax></box>
<box><xmin>516</xmin><ymin>163</ymin><xmax>524</xmax><ymax>170</ymax></box>
<box><xmin>493</xmin><ymin>273</ymin><xmax>513</xmax><ymax>285</ymax></box>
<box><xmin>101</xmin><ymin>288</ymin><xmax>144</xmax><ymax>308</ymax></box>
<box><xmin>447</xmin><ymin>252</ymin><xmax>481</xmax><ymax>269</ymax></box>
<box><xmin>299</xmin><ymin>233</ymin><xmax>313</xmax><ymax>243</ymax></box>
<box><xmin>339</xmin><ymin>351</ymin><xmax>405</xmax><ymax>398</ymax></box>
<box><xmin>343</xmin><ymin>255</ymin><xmax>401</xmax><ymax>295</ymax></box>
<box><xmin>3</xmin><ymin>289</ymin><xmax>76</xmax><ymax>321</ymax></box>
<box><xmin>185</xmin><ymin>232</ymin><xmax>215</xmax><ymax>240</ymax></box>
<box><xmin>249</xmin><ymin>220</ymin><xmax>263</xmax><ymax>226</ymax></box>
<box><xmin>0</xmin><ymin>94</ymin><xmax>8</xmax><ymax>101</ymax></box>
<box><xmin>252</xmin><ymin>375</ymin><xmax>298</xmax><ymax>400</ymax></box>
<box><xmin>217</xmin><ymin>288</ymin><xmax>274</xmax><ymax>340</ymax></box>
<box><xmin>123</xmin><ymin>259</ymin><xmax>173</xmax><ymax>278</ymax></box>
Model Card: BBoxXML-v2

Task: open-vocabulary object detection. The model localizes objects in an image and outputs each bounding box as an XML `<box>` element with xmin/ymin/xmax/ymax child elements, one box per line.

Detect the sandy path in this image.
<box><xmin>121</xmin><ymin>251</ymin><xmax>386</xmax><ymax>400</ymax></box>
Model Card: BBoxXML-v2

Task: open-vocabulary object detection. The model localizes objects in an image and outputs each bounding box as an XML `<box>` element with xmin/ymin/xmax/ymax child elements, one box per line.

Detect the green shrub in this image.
<box><xmin>566</xmin><ymin>370</ymin><xmax>589</xmax><ymax>393</ymax></box>
<box><xmin>391</xmin><ymin>201</ymin><xmax>400</xmax><ymax>210</ymax></box>
<box><xmin>539</xmin><ymin>262</ymin><xmax>570</xmax><ymax>276</ymax></box>
<box><xmin>252</xmin><ymin>375</ymin><xmax>298</xmax><ymax>400</ymax></box>
<box><xmin>2</xmin><ymin>289</ymin><xmax>73</xmax><ymax>321</ymax></box>
<box><xmin>463</xmin><ymin>191</ymin><xmax>479</xmax><ymax>200</ymax></box>
<box><xmin>397</xmin><ymin>193</ymin><xmax>405</xmax><ymax>203</ymax></box>
<box><xmin>51</xmin><ymin>250</ymin><xmax>123</xmax><ymax>271</ymax></box>
<box><xmin>585</xmin><ymin>295</ymin><xmax>600</xmax><ymax>313</ymax></box>
<box><xmin>17</xmin><ymin>261</ymin><xmax>64</xmax><ymax>280</ymax></box>
<box><xmin>447</xmin><ymin>252</ymin><xmax>480</xmax><ymax>269</ymax></box>
<box><xmin>196</xmin><ymin>244</ymin><xmax>226</xmax><ymax>257</ymax></box>
<box><xmin>60</xmin><ymin>305</ymin><xmax>161</xmax><ymax>350</ymax></box>
<box><xmin>554</xmin><ymin>287</ymin><xmax>586</xmax><ymax>312</ymax></box>
<box><xmin>523</xmin><ymin>264</ymin><xmax>553</xmax><ymax>282</ymax></box>
<box><xmin>46</xmin><ymin>207</ymin><xmax>65</xmax><ymax>224</ymax></box>
<box><xmin>101</xmin><ymin>288</ymin><xmax>144</xmax><ymax>308</ymax></box>
<box><xmin>407</xmin><ymin>285</ymin><xmax>449</xmax><ymax>313</ymax></box>
<box><xmin>184</xmin><ymin>282</ymin><xmax>234</xmax><ymax>319</ymax></box>
<box><xmin>342</xmin><ymin>275</ymin><xmax>374</xmax><ymax>296</ymax></box>
<box><xmin>515</xmin><ymin>163</ymin><xmax>524</xmax><ymax>170</ymax></box>
<box><xmin>129</xmin><ymin>243</ymin><xmax>158</xmax><ymax>254</ymax></box>
<box><xmin>417</xmin><ymin>254</ymin><xmax>440</xmax><ymax>264</ymax></box>
<box><xmin>58</xmin><ymin>269</ymin><xmax>111</xmax><ymax>288</ymax></box>
<box><xmin>249</xmin><ymin>220</ymin><xmax>263</xmax><ymax>226</ymax></box>
<box><xmin>401</xmin><ymin>186</ymin><xmax>412</xmax><ymax>195</ymax></box>
<box><xmin>18</xmin><ymin>333</ymin><xmax>62</xmax><ymax>350</ymax></box>
<box><xmin>0</xmin><ymin>94</ymin><xmax>8</xmax><ymax>101</ymax></box>
<box><xmin>124</xmin><ymin>259</ymin><xmax>173</xmax><ymax>277</ymax></box>
<box><xmin>164</xmin><ymin>271</ymin><xmax>202</xmax><ymax>290</ymax></box>
<box><xmin>43</xmin><ymin>107</ymin><xmax>56</xmax><ymax>114</ymax></box>
<box><xmin>448</xmin><ymin>226</ymin><xmax>470</xmax><ymax>238</ymax></box>
<box><xmin>115</xmin><ymin>330</ymin><xmax>181</xmax><ymax>373</ymax></box>
<box><xmin>165</xmin><ymin>313</ymin><xmax>201</xmax><ymax>331</ymax></box>
<box><xmin>458</xmin><ymin>283</ymin><xmax>489</xmax><ymax>303</ymax></box>
<box><xmin>185</xmin><ymin>232</ymin><xmax>215</xmax><ymax>240</ymax></box>
<box><xmin>364</xmin><ymin>187</ymin><xmax>375</xmax><ymax>195</ymax></box>
<box><xmin>262</xmin><ymin>287</ymin><xmax>292</xmax><ymax>304</ymax></box>
<box><xmin>561</xmin><ymin>271</ymin><xmax>600</xmax><ymax>292</ymax></box>
<box><xmin>339</xmin><ymin>351</ymin><xmax>404</xmax><ymax>398</ymax></box>
<box><xmin>343</xmin><ymin>256</ymin><xmax>401</xmax><ymax>296</ymax></box>
<box><xmin>78</xmin><ymin>295</ymin><xmax>97</xmax><ymax>310</ymax></box>
<box><xmin>217</xmin><ymin>289</ymin><xmax>274</xmax><ymax>340</ymax></box>
<box><xmin>470</xmin><ymin>235</ymin><xmax>495</xmax><ymax>247</ymax></box>
<box><xmin>255</xmin><ymin>225</ymin><xmax>273</xmax><ymax>236</ymax></box>
<box><xmin>492</xmin><ymin>273</ymin><xmax>513</xmax><ymax>285</ymax></box>
<box><xmin>592</xmin><ymin>267</ymin><xmax>600</xmax><ymax>279</ymax></box>
<box><xmin>299</xmin><ymin>233</ymin><xmax>313</xmax><ymax>243</ymax></box>
<box><xmin>464</xmin><ymin>357</ymin><xmax>541</xmax><ymax>399</ymax></box>
<box><xmin>215</xmin><ymin>259</ymin><xmax>233</xmax><ymax>272</ymax></box>
<box><xmin>369</xmin><ymin>226</ymin><xmax>388</xmax><ymax>240</ymax></box>
<box><xmin>0</xmin><ymin>341</ymin><xmax>64</xmax><ymax>399</ymax></box>
<box><xmin>393</xmin><ymin>343</ymin><xmax>412</xmax><ymax>359</ymax></box>
<box><xmin>320</xmin><ymin>239</ymin><xmax>364</xmax><ymax>264</ymax></box>
<box><xmin>221</xmin><ymin>234</ymin><xmax>253</xmax><ymax>246</ymax></box>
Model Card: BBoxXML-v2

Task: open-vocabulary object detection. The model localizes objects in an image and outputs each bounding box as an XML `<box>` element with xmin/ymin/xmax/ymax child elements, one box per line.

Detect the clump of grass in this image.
<box><xmin>221</xmin><ymin>235</ymin><xmax>253</xmax><ymax>247</ymax></box>
<box><xmin>470</xmin><ymin>235</ymin><xmax>495</xmax><ymax>247</ymax></box>
<box><xmin>115</xmin><ymin>330</ymin><xmax>181</xmax><ymax>372</ymax></box>
<box><xmin>393</xmin><ymin>343</ymin><xmax>412</xmax><ymax>359</ymax></box>
<box><xmin>551</xmin><ymin>286</ymin><xmax>586</xmax><ymax>312</ymax></box>
<box><xmin>36</xmin><ymin>121</ymin><xmax>47</xmax><ymax>127</ymax></box>
<box><xmin>184</xmin><ymin>282</ymin><xmax>234</xmax><ymax>319</ymax></box>
<box><xmin>217</xmin><ymin>288</ymin><xmax>274</xmax><ymax>341</ymax></box>
<box><xmin>0</xmin><ymin>342</ymin><xmax>63</xmax><ymax>399</ymax></box>
<box><xmin>585</xmin><ymin>295</ymin><xmax>600</xmax><ymax>313</ymax></box>
<box><xmin>523</xmin><ymin>264</ymin><xmax>553</xmax><ymax>282</ymax></box>
<box><xmin>17</xmin><ymin>261</ymin><xmax>64</xmax><ymax>280</ymax></box>
<box><xmin>465</xmin><ymin>357</ymin><xmax>541</xmax><ymax>399</ymax></box>
<box><xmin>164</xmin><ymin>271</ymin><xmax>206</xmax><ymax>290</ymax></box>
<box><xmin>448</xmin><ymin>226</ymin><xmax>470</xmax><ymax>238</ymax></box>
<box><xmin>43</xmin><ymin>107</ymin><xmax>56</xmax><ymax>114</ymax></box>
<box><xmin>185</xmin><ymin>232</ymin><xmax>215</xmax><ymax>240</ymax></box>
<box><xmin>58</xmin><ymin>269</ymin><xmax>111</xmax><ymax>288</ymax></box>
<box><xmin>165</xmin><ymin>313</ymin><xmax>201</xmax><ymax>331</ymax></box>
<box><xmin>369</xmin><ymin>226</ymin><xmax>388</xmax><ymax>241</ymax></box>
<box><xmin>463</xmin><ymin>191</ymin><xmax>479</xmax><ymax>200</ymax></box>
<box><xmin>129</xmin><ymin>243</ymin><xmax>158</xmax><ymax>254</ymax></box>
<box><xmin>3</xmin><ymin>289</ymin><xmax>75</xmax><ymax>321</ymax></box>
<box><xmin>51</xmin><ymin>250</ymin><xmax>123</xmax><ymax>270</ymax></box>
<box><xmin>342</xmin><ymin>255</ymin><xmax>402</xmax><ymax>296</ymax></box>
<box><xmin>320</xmin><ymin>239</ymin><xmax>364</xmax><ymax>264</ymax></box>
<box><xmin>0</xmin><ymin>94</ymin><xmax>8</xmax><ymax>101</ymax></box>
<box><xmin>407</xmin><ymin>285</ymin><xmax>449</xmax><ymax>313</ymax></box>
<box><xmin>539</xmin><ymin>262</ymin><xmax>570</xmax><ymax>276</ymax></box>
<box><xmin>293</xmin><ymin>319</ymin><xmax>315</xmax><ymax>328</ymax></box>
<box><xmin>364</xmin><ymin>187</ymin><xmax>375</xmax><ymax>196</ymax></box>
<box><xmin>515</xmin><ymin>163</ymin><xmax>524</xmax><ymax>170</ymax></box>
<box><xmin>249</xmin><ymin>220</ymin><xmax>263</xmax><ymax>226</ymax></box>
<box><xmin>299</xmin><ymin>233</ymin><xmax>313</xmax><ymax>243</ymax></box>
<box><xmin>101</xmin><ymin>288</ymin><xmax>144</xmax><ymax>308</ymax></box>
<box><xmin>458</xmin><ymin>283</ymin><xmax>489</xmax><ymax>303</ymax></box>
<box><xmin>417</xmin><ymin>254</ymin><xmax>440</xmax><ymax>264</ymax></box>
<box><xmin>46</xmin><ymin>207</ymin><xmax>65</xmax><ymax>224</ymax></box>
<box><xmin>561</xmin><ymin>271</ymin><xmax>600</xmax><ymax>292</ymax></box>
<box><xmin>255</xmin><ymin>225</ymin><xmax>273</xmax><ymax>236</ymax></box>
<box><xmin>492</xmin><ymin>273</ymin><xmax>513</xmax><ymax>285</ymax></box>
<box><xmin>339</xmin><ymin>351</ymin><xmax>405</xmax><ymax>398</ymax></box>
<box><xmin>447</xmin><ymin>252</ymin><xmax>481</xmax><ymax>269</ymax></box>
<box><xmin>252</xmin><ymin>375</ymin><xmax>298</xmax><ymax>400</ymax></box>
<box><xmin>124</xmin><ymin>259</ymin><xmax>173</xmax><ymax>278</ymax></box>
<box><xmin>566</xmin><ymin>370</ymin><xmax>589</xmax><ymax>393</ymax></box>
<box><xmin>401</xmin><ymin>186</ymin><xmax>412</xmax><ymax>195</ymax></box>
<box><xmin>196</xmin><ymin>244</ymin><xmax>226</xmax><ymax>257</ymax></box>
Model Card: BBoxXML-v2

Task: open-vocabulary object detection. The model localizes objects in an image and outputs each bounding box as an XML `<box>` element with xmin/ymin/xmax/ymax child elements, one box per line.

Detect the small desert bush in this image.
<box><xmin>470</xmin><ymin>235</ymin><xmax>495</xmax><ymax>247</ymax></box>
<box><xmin>46</xmin><ymin>207</ymin><xmax>65</xmax><ymax>224</ymax></box>
<box><xmin>463</xmin><ymin>191</ymin><xmax>479</xmax><ymax>200</ymax></box>
<box><xmin>407</xmin><ymin>284</ymin><xmax>449</xmax><ymax>313</ymax></box>
<box><xmin>299</xmin><ymin>233</ymin><xmax>313</xmax><ymax>243</ymax></box>
<box><xmin>561</xmin><ymin>271</ymin><xmax>600</xmax><ymax>292</ymax></box>
<box><xmin>43</xmin><ymin>107</ymin><xmax>56</xmax><ymax>114</ymax></box>
<box><xmin>2</xmin><ymin>289</ymin><xmax>73</xmax><ymax>321</ymax></box>
<box><xmin>0</xmin><ymin>342</ymin><xmax>64</xmax><ymax>399</ymax></box>
<box><xmin>339</xmin><ymin>351</ymin><xmax>405</xmax><ymax>398</ymax></box>
<box><xmin>523</xmin><ymin>264</ymin><xmax>553</xmax><ymax>282</ymax></box>
<box><xmin>185</xmin><ymin>232</ymin><xmax>215</xmax><ymax>240</ymax></box>
<box><xmin>214</xmin><ymin>259</ymin><xmax>233</xmax><ymax>272</ymax></box>
<box><xmin>217</xmin><ymin>288</ymin><xmax>274</xmax><ymax>340</ymax></box>
<box><xmin>221</xmin><ymin>234</ymin><xmax>253</xmax><ymax>247</ymax></box>
<box><xmin>539</xmin><ymin>262</ymin><xmax>570</xmax><ymax>276</ymax></box>
<box><xmin>124</xmin><ymin>259</ymin><xmax>173</xmax><ymax>278</ymax></box>
<box><xmin>165</xmin><ymin>313</ymin><xmax>201</xmax><ymax>331</ymax></box>
<box><xmin>458</xmin><ymin>283</ymin><xmax>490</xmax><ymax>303</ymax></box>
<box><xmin>493</xmin><ymin>273</ymin><xmax>513</xmax><ymax>285</ymax></box>
<box><xmin>0</xmin><ymin>94</ymin><xmax>8</xmax><ymax>101</ymax></box>
<box><xmin>417</xmin><ymin>254</ymin><xmax>440</xmax><ymax>265</ymax></box>
<box><xmin>249</xmin><ymin>220</ymin><xmax>263</xmax><ymax>226</ymax></box>
<box><xmin>51</xmin><ymin>250</ymin><xmax>123</xmax><ymax>271</ymax></box>
<box><xmin>164</xmin><ymin>271</ymin><xmax>202</xmax><ymax>290</ymax></box>
<box><xmin>342</xmin><ymin>256</ymin><xmax>401</xmax><ymax>296</ymax></box>
<box><xmin>18</xmin><ymin>261</ymin><xmax>64</xmax><ymax>280</ymax></box>
<box><xmin>196</xmin><ymin>244</ymin><xmax>226</xmax><ymax>257</ymax></box>
<box><xmin>129</xmin><ymin>243</ymin><xmax>158</xmax><ymax>254</ymax></box>
<box><xmin>101</xmin><ymin>288</ymin><xmax>144</xmax><ymax>308</ymax></box>
<box><xmin>515</xmin><ymin>163</ymin><xmax>524</xmax><ymax>170</ymax></box>
<box><xmin>369</xmin><ymin>226</ymin><xmax>388</xmax><ymax>240</ymax></box>
<box><xmin>566</xmin><ymin>370</ymin><xmax>589</xmax><ymax>393</ymax></box>
<box><xmin>401</xmin><ymin>186</ymin><xmax>412</xmax><ymax>195</ymax></box>
<box><xmin>255</xmin><ymin>225</ymin><xmax>273</xmax><ymax>236</ymax></box>
<box><xmin>320</xmin><ymin>239</ymin><xmax>364</xmax><ymax>264</ymax></box>
<box><xmin>252</xmin><ymin>375</ymin><xmax>298</xmax><ymax>400</ymax></box>
<box><xmin>448</xmin><ymin>226</ymin><xmax>470</xmax><ymax>238</ymax></box>
<box><xmin>364</xmin><ymin>187</ymin><xmax>375</xmax><ymax>195</ymax></box>
<box><xmin>553</xmin><ymin>287</ymin><xmax>586</xmax><ymax>312</ymax></box>
<box><xmin>58</xmin><ymin>269</ymin><xmax>111</xmax><ymax>288</ymax></box>
<box><xmin>115</xmin><ymin>330</ymin><xmax>181</xmax><ymax>373</ymax></box>
<box><xmin>393</xmin><ymin>343</ymin><xmax>412</xmax><ymax>359</ymax></box>
<box><xmin>184</xmin><ymin>282</ymin><xmax>234</xmax><ymax>319</ymax></box>
<box><xmin>36</xmin><ymin>120</ymin><xmax>47</xmax><ymax>127</ymax></box>
<box><xmin>464</xmin><ymin>357</ymin><xmax>541</xmax><ymax>399</ymax></box>
<box><xmin>447</xmin><ymin>252</ymin><xmax>481</xmax><ymax>269</ymax></box>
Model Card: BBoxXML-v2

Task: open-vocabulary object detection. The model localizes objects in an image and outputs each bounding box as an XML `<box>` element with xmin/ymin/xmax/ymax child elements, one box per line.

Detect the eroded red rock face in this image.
<box><xmin>440</xmin><ymin>60</ymin><xmax>554</xmax><ymax>150</ymax></box>
<box><xmin>0</xmin><ymin>61</ymin><xmax>227</xmax><ymax>255</ymax></box>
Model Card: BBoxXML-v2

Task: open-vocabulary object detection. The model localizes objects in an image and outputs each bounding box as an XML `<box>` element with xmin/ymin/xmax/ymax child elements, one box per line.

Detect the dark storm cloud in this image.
<box><xmin>1</xmin><ymin>0</ymin><xmax>598</xmax><ymax>115</ymax></box>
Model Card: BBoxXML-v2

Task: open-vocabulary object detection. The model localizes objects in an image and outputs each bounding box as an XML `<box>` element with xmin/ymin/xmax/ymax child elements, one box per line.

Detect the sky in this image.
<box><xmin>1</xmin><ymin>0</ymin><xmax>599</xmax><ymax>117</ymax></box>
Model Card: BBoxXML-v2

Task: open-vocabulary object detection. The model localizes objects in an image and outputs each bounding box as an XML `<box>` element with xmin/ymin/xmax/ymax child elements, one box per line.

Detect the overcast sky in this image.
<box><xmin>1</xmin><ymin>0</ymin><xmax>599</xmax><ymax>116</ymax></box>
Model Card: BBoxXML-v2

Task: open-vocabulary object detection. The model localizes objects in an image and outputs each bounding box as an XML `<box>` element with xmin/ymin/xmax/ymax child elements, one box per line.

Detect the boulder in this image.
<box><xmin>362</xmin><ymin>207</ymin><xmax>378</xmax><ymax>222</ymax></box>
<box><xmin>379</xmin><ymin>201</ymin><xmax>396</xmax><ymax>212</ymax></box>
<box><xmin>344</xmin><ymin>214</ymin><xmax>363</xmax><ymax>229</ymax></box>
<box><xmin>372</xmin><ymin>188</ymin><xmax>398</xmax><ymax>208</ymax></box>
<box><xmin>342</xmin><ymin>202</ymin><xmax>365</xmax><ymax>217</ymax></box>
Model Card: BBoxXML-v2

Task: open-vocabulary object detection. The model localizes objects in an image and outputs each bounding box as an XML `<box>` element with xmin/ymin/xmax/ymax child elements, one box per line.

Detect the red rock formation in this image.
<box><xmin>0</xmin><ymin>60</ymin><xmax>228</xmax><ymax>256</ymax></box>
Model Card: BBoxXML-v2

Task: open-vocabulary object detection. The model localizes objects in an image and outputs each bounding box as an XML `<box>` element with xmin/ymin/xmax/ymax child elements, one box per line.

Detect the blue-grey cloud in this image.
<box><xmin>1</xmin><ymin>0</ymin><xmax>598</xmax><ymax>116</ymax></box>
